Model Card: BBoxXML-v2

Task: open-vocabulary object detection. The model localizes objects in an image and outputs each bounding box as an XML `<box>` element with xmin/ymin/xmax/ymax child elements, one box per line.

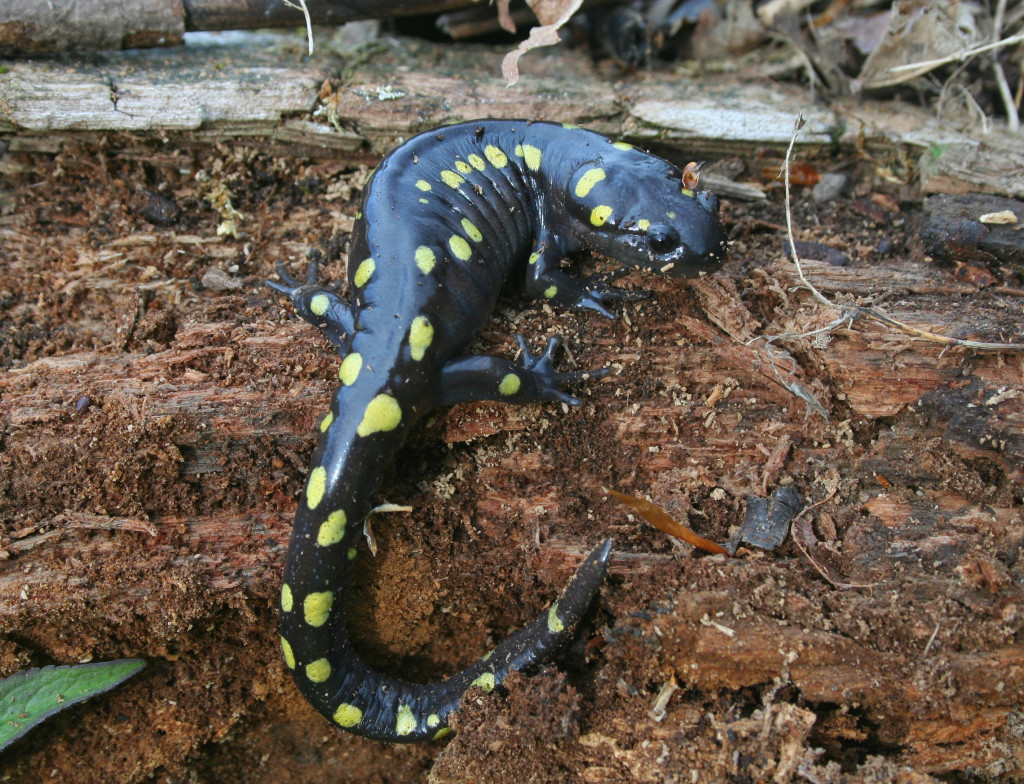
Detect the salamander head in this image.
<box><xmin>566</xmin><ymin>148</ymin><xmax>728</xmax><ymax>277</ymax></box>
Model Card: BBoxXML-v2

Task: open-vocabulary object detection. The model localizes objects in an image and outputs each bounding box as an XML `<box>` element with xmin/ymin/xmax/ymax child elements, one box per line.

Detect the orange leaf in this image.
<box><xmin>761</xmin><ymin>163</ymin><xmax>819</xmax><ymax>186</ymax></box>
<box><xmin>604</xmin><ymin>487</ymin><xmax>728</xmax><ymax>555</ymax></box>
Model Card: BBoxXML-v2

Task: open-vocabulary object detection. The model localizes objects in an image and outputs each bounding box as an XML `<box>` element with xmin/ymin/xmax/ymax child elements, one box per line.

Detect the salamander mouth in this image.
<box><xmin>646</xmin><ymin>238</ymin><xmax>727</xmax><ymax>278</ymax></box>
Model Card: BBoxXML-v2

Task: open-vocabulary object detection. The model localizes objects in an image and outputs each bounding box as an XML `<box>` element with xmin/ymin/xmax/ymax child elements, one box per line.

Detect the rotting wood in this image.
<box><xmin>0</xmin><ymin>0</ymin><xmax>470</xmax><ymax>55</ymax></box>
<box><xmin>3</xmin><ymin>31</ymin><xmax>1024</xmax><ymax>200</ymax></box>
<box><xmin>0</xmin><ymin>0</ymin><xmax>186</xmax><ymax>55</ymax></box>
<box><xmin>2</xmin><ymin>242</ymin><xmax>1022</xmax><ymax>780</ymax></box>
<box><xmin>1</xmin><ymin>33</ymin><xmax>1022</xmax><ymax>783</ymax></box>
<box><xmin>921</xmin><ymin>193</ymin><xmax>1024</xmax><ymax>266</ymax></box>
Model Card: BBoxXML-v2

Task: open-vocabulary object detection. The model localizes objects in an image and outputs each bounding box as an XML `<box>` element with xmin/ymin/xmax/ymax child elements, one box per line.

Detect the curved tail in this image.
<box><xmin>281</xmin><ymin>540</ymin><xmax>612</xmax><ymax>743</ymax></box>
<box><xmin>269</xmin><ymin>263</ymin><xmax>613</xmax><ymax>742</ymax></box>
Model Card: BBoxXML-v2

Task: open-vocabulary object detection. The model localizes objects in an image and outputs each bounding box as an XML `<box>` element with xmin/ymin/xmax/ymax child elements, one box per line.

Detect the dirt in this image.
<box><xmin>0</xmin><ymin>115</ymin><xmax>1021</xmax><ymax>784</ymax></box>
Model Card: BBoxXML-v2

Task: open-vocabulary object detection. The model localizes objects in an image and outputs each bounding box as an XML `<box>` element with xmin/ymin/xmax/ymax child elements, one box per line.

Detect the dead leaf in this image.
<box><xmin>953</xmin><ymin>262</ymin><xmax>997</xmax><ymax>288</ymax></box>
<box><xmin>857</xmin><ymin>0</ymin><xmax>985</xmax><ymax>90</ymax></box>
<box><xmin>604</xmin><ymin>487</ymin><xmax>728</xmax><ymax>555</ymax></box>
<box><xmin>792</xmin><ymin>513</ymin><xmax>871</xmax><ymax>590</ymax></box>
<box><xmin>502</xmin><ymin>0</ymin><xmax>583</xmax><ymax>86</ymax></box>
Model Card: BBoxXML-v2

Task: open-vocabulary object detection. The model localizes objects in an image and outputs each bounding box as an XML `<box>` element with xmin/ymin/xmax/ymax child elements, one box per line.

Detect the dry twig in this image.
<box><xmin>283</xmin><ymin>0</ymin><xmax>314</xmax><ymax>56</ymax></box>
<box><xmin>885</xmin><ymin>30</ymin><xmax>1024</xmax><ymax>76</ymax></box>
<box><xmin>990</xmin><ymin>0</ymin><xmax>1020</xmax><ymax>132</ymax></box>
<box><xmin>765</xmin><ymin>114</ymin><xmax>1024</xmax><ymax>357</ymax></box>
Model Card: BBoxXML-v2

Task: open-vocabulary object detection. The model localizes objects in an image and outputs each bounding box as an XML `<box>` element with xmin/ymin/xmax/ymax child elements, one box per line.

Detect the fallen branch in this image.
<box><xmin>282</xmin><ymin>0</ymin><xmax>314</xmax><ymax>55</ymax></box>
<box><xmin>885</xmin><ymin>29</ymin><xmax>1024</xmax><ymax>76</ymax></box>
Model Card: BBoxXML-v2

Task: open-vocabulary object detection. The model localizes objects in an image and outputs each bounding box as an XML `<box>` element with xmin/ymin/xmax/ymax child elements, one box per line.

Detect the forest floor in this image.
<box><xmin>1</xmin><ymin>37</ymin><xmax>1022</xmax><ymax>784</ymax></box>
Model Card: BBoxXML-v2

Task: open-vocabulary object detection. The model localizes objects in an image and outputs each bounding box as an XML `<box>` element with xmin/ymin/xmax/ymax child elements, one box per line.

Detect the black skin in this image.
<box><xmin>269</xmin><ymin>120</ymin><xmax>727</xmax><ymax>742</ymax></box>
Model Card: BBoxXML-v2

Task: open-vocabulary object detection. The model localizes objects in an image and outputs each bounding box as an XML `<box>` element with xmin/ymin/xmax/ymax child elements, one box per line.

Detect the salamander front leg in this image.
<box><xmin>433</xmin><ymin>336</ymin><xmax>609</xmax><ymax>408</ymax></box>
<box><xmin>525</xmin><ymin>239</ymin><xmax>649</xmax><ymax>319</ymax></box>
<box><xmin>266</xmin><ymin>259</ymin><xmax>356</xmax><ymax>347</ymax></box>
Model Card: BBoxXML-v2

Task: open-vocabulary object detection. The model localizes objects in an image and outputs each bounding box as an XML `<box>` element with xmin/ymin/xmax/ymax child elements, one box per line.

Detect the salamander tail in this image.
<box><xmin>286</xmin><ymin>539</ymin><xmax>612</xmax><ymax>743</ymax></box>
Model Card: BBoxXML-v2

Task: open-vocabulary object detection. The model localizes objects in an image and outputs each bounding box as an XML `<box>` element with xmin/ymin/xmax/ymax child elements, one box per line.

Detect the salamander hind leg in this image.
<box><xmin>267</xmin><ymin>259</ymin><xmax>355</xmax><ymax>347</ymax></box>
<box><xmin>434</xmin><ymin>335</ymin><xmax>609</xmax><ymax>408</ymax></box>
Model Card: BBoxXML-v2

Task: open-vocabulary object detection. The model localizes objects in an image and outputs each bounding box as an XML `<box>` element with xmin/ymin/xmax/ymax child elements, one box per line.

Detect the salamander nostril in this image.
<box><xmin>698</xmin><ymin>192</ymin><xmax>720</xmax><ymax>214</ymax></box>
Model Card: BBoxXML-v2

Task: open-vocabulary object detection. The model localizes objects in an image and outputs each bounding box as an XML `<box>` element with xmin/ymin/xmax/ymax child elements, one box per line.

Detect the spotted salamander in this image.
<box><xmin>269</xmin><ymin>119</ymin><xmax>727</xmax><ymax>743</ymax></box>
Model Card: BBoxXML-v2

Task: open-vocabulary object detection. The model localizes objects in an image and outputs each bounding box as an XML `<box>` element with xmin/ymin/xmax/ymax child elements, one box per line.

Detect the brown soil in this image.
<box><xmin>0</xmin><ymin>123</ymin><xmax>1021</xmax><ymax>784</ymax></box>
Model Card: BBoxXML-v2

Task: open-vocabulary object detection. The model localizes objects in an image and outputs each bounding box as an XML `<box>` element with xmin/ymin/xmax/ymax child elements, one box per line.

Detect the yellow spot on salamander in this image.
<box><xmin>666</xmin><ymin>211</ymin><xmax>676</xmax><ymax>219</ymax></box>
<box><xmin>454</xmin><ymin>159</ymin><xmax>472</xmax><ymax>175</ymax></box>
<box><xmin>356</xmin><ymin>394</ymin><xmax>402</xmax><ymax>437</ymax></box>
<box><xmin>681</xmin><ymin>187</ymin><xmax>694</xmax><ymax>197</ymax></box>
<box><xmin>613</xmin><ymin>141</ymin><xmax>633</xmax><ymax>150</ymax></box>
<box><xmin>461</xmin><ymin>218</ymin><xmax>482</xmax><ymax>243</ymax></box>
<box><xmin>415</xmin><ymin>245</ymin><xmax>436</xmax><ymax>274</ymax></box>
<box><xmin>499</xmin><ymin>373</ymin><xmax>521</xmax><ymax>396</ymax></box>
<box><xmin>408</xmin><ymin>316</ymin><xmax>434</xmax><ymax>361</ymax></box>
<box><xmin>544</xmin><ymin>285</ymin><xmax>558</xmax><ymax>299</ymax></box>
<box><xmin>449</xmin><ymin>235</ymin><xmax>471</xmax><ymax>261</ymax></box>
<box><xmin>574</xmin><ymin>167</ymin><xmax>606</xmax><ymax>198</ymax></box>
<box><xmin>347</xmin><ymin>546</ymin><xmax>357</xmax><ymax>560</ymax></box>
<box><xmin>304</xmin><ymin>591</ymin><xmax>334</xmax><ymax>627</ymax></box>
<box><xmin>482</xmin><ymin>649</ymin><xmax>494</xmax><ymax>661</ymax></box>
<box><xmin>485</xmin><ymin>145</ymin><xmax>508</xmax><ymax>168</ymax></box>
<box><xmin>562</xmin><ymin>122</ymin><xmax>579</xmax><ymax>129</ymax></box>
<box><xmin>281</xmin><ymin>636</ymin><xmax>295</xmax><ymax>669</ymax></box>
<box><xmin>434</xmin><ymin>727</ymin><xmax>452</xmax><ymax>740</ymax></box>
<box><xmin>590</xmin><ymin>205</ymin><xmax>613</xmax><ymax>227</ymax></box>
<box><xmin>467</xmin><ymin>153</ymin><xmax>486</xmax><ymax>171</ymax></box>
<box><xmin>310</xmin><ymin>293</ymin><xmax>330</xmax><ymax>316</ymax></box>
<box><xmin>306</xmin><ymin>466</ymin><xmax>326</xmax><ymax>510</ymax></box>
<box><xmin>334</xmin><ymin>703</ymin><xmax>363</xmax><ymax>728</ymax></box>
<box><xmin>354</xmin><ymin>258</ymin><xmax>375</xmax><ymax>288</ymax></box>
<box><xmin>339</xmin><ymin>352</ymin><xmax>362</xmax><ymax>385</ymax></box>
<box><xmin>471</xmin><ymin>672</ymin><xmax>495</xmax><ymax>693</ymax></box>
<box><xmin>521</xmin><ymin>144</ymin><xmax>542</xmax><ymax>171</ymax></box>
<box><xmin>317</xmin><ymin>509</ymin><xmax>347</xmax><ymax>546</ymax></box>
<box><xmin>427</xmin><ymin>713</ymin><xmax>440</xmax><ymax>728</ymax></box>
<box><xmin>528</xmin><ymin>251</ymin><xmax>540</xmax><ymax>265</ymax></box>
<box><xmin>547</xmin><ymin>602</ymin><xmax>565</xmax><ymax>633</ymax></box>
<box><xmin>280</xmin><ymin>583</ymin><xmax>293</xmax><ymax>612</ymax></box>
<box><xmin>306</xmin><ymin>658</ymin><xmax>331</xmax><ymax>683</ymax></box>
<box><xmin>415</xmin><ymin>179</ymin><xmax>431</xmax><ymax>192</ymax></box>
<box><xmin>396</xmin><ymin>704</ymin><xmax>416</xmax><ymax>736</ymax></box>
<box><xmin>440</xmin><ymin>170</ymin><xmax>465</xmax><ymax>189</ymax></box>
<box><xmin>419</xmin><ymin>198</ymin><xmax>428</xmax><ymax>204</ymax></box>
<box><xmin>637</xmin><ymin>219</ymin><xmax>651</xmax><ymax>231</ymax></box>
<box><xmin>320</xmin><ymin>410</ymin><xmax>334</xmax><ymax>433</ymax></box>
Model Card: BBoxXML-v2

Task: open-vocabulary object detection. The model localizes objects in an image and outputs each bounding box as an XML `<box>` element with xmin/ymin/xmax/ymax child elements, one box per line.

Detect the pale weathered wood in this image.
<box><xmin>0</xmin><ymin>0</ymin><xmax>185</xmax><ymax>55</ymax></box>
<box><xmin>4</xmin><ymin>31</ymin><xmax>1023</xmax><ymax>199</ymax></box>
<box><xmin>1</xmin><ymin>39</ymin><xmax>329</xmax><ymax>134</ymax></box>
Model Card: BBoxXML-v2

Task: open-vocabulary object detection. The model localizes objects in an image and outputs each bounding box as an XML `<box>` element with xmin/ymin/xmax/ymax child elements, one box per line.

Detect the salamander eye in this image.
<box><xmin>648</xmin><ymin>224</ymin><xmax>679</xmax><ymax>255</ymax></box>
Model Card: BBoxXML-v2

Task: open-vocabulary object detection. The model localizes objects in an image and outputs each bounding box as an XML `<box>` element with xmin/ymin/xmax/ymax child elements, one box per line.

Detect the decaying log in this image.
<box><xmin>921</xmin><ymin>193</ymin><xmax>1024</xmax><ymax>266</ymax></box>
<box><xmin>4</xmin><ymin>30</ymin><xmax>1023</xmax><ymax>198</ymax></box>
<box><xmin>0</xmin><ymin>0</ymin><xmax>469</xmax><ymax>55</ymax></box>
<box><xmin>0</xmin><ymin>0</ymin><xmax>186</xmax><ymax>55</ymax></box>
<box><xmin>1</xmin><ymin>30</ymin><xmax>1022</xmax><ymax>784</ymax></box>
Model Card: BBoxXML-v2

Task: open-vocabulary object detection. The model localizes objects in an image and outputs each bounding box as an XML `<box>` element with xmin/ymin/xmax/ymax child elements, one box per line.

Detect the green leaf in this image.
<box><xmin>0</xmin><ymin>659</ymin><xmax>145</xmax><ymax>753</ymax></box>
